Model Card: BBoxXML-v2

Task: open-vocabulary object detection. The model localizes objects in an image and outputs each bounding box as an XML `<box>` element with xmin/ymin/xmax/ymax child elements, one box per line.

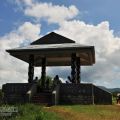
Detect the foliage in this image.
<box><xmin>46</xmin><ymin>76</ymin><xmax>53</xmax><ymax>87</ymax></box>
<box><xmin>112</xmin><ymin>91</ymin><xmax>119</xmax><ymax>97</ymax></box>
<box><xmin>112</xmin><ymin>91</ymin><xmax>119</xmax><ymax>104</ymax></box>
<box><xmin>38</xmin><ymin>75</ymin><xmax>53</xmax><ymax>88</ymax></box>
<box><xmin>0</xmin><ymin>104</ymin><xmax>62</xmax><ymax>120</ymax></box>
<box><xmin>1</xmin><ymin>104</ymin><xmax>120</xmax><ymax>120</ymax></box>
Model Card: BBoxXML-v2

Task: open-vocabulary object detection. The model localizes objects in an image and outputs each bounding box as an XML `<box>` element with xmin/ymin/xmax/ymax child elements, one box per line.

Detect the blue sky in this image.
<box><xmin>0</xmin><ymin>0</ymin><xmax>120</xmax><ymax>36</ymax></box>
<box><xmin>0</xmin><ymin>0</ymin><xmax>120</xmax><ymax>88</ymax></box>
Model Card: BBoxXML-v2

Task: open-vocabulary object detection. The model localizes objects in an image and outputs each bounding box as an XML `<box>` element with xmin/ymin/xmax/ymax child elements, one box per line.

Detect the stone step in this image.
<box><xmin>31</xmin><ymin>92</ymin><xmax>52</xmax><ymax>105</ymax></box>
<box><xmin>32</xmin><ymin>99</ymin><xmax>51</xmax><ymax>102</ymax></box>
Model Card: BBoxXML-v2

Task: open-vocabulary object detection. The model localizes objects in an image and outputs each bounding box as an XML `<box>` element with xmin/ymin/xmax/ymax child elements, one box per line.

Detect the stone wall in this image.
<box><xmin>59</xmin><ymin>84</ymin><xmax>94</xmax><ymax>104</ymax></box>
<box><xmin>2</xmin><ymin>83</ymin><xmax>112</xmax><ymax>105</ymax></box>
<box><xmin>59</xmin><ymin>83</ymin><xmax>112</xmax><ymax>105</ymax></box>
<box><xmin>93</xmin><ymin>85</ymin><xmax>112</xmax><ymax>104</ymax></box>
<box><xmin>2</xmin><ymin>83</ymin><xmax>33</xmax><ymax>104</ymax></box>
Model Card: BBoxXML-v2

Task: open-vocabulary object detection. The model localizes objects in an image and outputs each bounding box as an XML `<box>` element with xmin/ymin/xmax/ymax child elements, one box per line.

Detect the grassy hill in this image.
<box><xmin>0</xmin><ymin>104</ymin><xmax>120</xmax><ymax>120</ymax></box>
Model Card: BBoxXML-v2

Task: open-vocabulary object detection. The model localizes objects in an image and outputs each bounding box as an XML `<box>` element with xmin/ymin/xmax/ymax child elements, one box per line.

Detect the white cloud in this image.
<box><xmin>1</xmin><ymin>1</ymin><xmax>120</xmax><ymax>88</ymax></box>
<box><xmin>18</xmin><ymin>22</ymin><xmax>40</xmax><ymax>40</ymax></box>
<box><xmin>56</xmin><ymin>21</ymin><xmax>120</xmax><ymax>55</ymax></box>
<box><xmin>15</xmin><ymin>0</ymin><xmax>79</xmax><ymax>24</ymax></box>
<box><xmin>54</xmin><ymin>20</ymin><xmax>120</xmax><ymax>87</ymax></box>
<box><xmin>0</xmin><ymin>22</ymin><xmax>41</xmax><ymax>87</ymax></box>
<box><xmin>25</xmin><ymin>3</ymin><xmax>78</xmax><ymax>24</ymax></box>
<box><xmin>1</xmin><ymin>20</ymin><xmax>120</xmax><ymax>88</ymax></box>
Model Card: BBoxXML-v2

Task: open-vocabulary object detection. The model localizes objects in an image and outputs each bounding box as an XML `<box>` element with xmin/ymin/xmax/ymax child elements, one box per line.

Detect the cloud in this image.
<box><xmin>15</xmin><ymin>0</ymin><xmax>79</xmax><ymax>24</ymax></box>
<box><xmin>54</xmin><ymin>20</ymin><xmax>120</xmax><ymax>88</ymax></box>
<box><xmin>0</xmin><ymin>22</ymin><xmax>40</xmax><ymax>48</ymax></box>
<box><xmin>1</xmin><ymin>1</ymin><xmax>120</xmax><ymax>88</ymax></box>
<box><xmin>0</xmin><ymin>22</ymin><xmax>40</xmax><ymax>87</ymax></box>
<box><xmin>56</xmin><ymin>21</ymin><xmax>120</xmax><ymax>55</ymax></box>
<box><xmin>18</xmin><ymin>22</ymin><xmax>40</xmax><ymax>40</ymax></box>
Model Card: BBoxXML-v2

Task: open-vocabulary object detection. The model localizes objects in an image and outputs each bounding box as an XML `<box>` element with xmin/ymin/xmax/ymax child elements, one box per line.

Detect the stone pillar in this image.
<box><xmin>41</xmin><ymin>57</ymin><xmax>46</xmax><ymax>88</ymax></box>
<box><xmin>71</xmin><ymin>53</ymin><xmax>76</xmax><ymax>83</ymax></box>
<box><xmin>28</xmin><ymin>55</ymin><xmax>34</xmax><ymax>83</ymax></box>
<box><xmin>76</xmin><ymin>57</ymin><xmax>81</xmax><ymax>83</ymax></box>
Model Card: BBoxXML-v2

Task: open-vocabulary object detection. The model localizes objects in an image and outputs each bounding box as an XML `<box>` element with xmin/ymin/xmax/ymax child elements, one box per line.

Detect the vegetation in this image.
<box><xmin>0</xmin><ymin>103</ymin><xmax>120</xmax><ymax>120</ymax></box>
<box><xmin>47</xmin><ymin>105</ymin><xmax>120</xmax><ymax>120</ymax></box>
<box><xmin>1</xmin><ymin>82</ymin><xmax>120</xmax><ymax>120</ymax></box>
<box><xmin>38</xmin><ymin>75</ymin><xmax>53</xmax><ymax>88</ymax></box>
<box><xmin>0</xmin><ymin>104</ymin><xmax>62</xmax><ymax>120</ymax></box>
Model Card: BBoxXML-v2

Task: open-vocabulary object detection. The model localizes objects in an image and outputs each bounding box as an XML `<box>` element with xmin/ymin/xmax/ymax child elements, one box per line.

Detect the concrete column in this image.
<box><xmin>28</xmin><ymin>55</ymin><xmax>34</xmax><ymax>83</ymax></box>
<box><xmin>71</xmin><ymin>53</ymin><xmax>76</xmax><ymax>83</ymax></box>
<box><xmin>41</xmin><ymin>57</ymin><xmax>46</xmax><ymax>88</ymax></box>
<box><xmin>76</xmin><ymin>57</ymin><xmax>81</xmax><ymax>83</ymax></box>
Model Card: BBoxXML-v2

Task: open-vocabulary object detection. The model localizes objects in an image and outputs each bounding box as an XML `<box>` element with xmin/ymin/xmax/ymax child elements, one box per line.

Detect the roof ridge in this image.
<box><xmin>31</xmin><ymin>32</ymin><xmax>75</xmax><ymax>45</ymax></box>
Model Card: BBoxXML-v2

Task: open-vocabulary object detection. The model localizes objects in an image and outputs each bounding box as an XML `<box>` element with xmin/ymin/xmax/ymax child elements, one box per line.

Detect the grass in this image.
<box><xmin>46</xmin><ymin>105</ymin><xmax>120</xmax><ymax>120</ymax></box>
<box><xmin>0</xmin><ymin>104</ymin><xmax>120</xmax><ymax>120</ymax></box>
<box><xmin>0</xmin><ymin>104</ymin><xmax>62</xmax><ymax>120</ymax></box>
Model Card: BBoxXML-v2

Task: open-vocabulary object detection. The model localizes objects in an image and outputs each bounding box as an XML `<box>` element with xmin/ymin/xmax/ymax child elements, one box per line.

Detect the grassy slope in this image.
<box><xmin>47</xmin><ymin>105</ymin><xmax>120</xmax><ymax>120</ymax></box>
<box><xmin>0</xmin><ymin>104</ymin><xmax>62</xmax><ymax>120</ymax></box>
<box><xmin>0</xmin><ymin>104</ymin><xmax>120</xmax><ymax>120</ymax></box>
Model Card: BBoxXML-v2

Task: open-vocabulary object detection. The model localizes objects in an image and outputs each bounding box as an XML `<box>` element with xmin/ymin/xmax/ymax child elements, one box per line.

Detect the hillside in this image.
<box><xmin>98</xmin><ymin>86</ymin><xmax>120</xmax><ymax>93</ymax></box>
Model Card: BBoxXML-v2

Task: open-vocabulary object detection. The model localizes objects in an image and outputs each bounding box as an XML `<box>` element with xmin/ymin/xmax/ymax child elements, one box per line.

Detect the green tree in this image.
<box><xmin>38</xmin><ymin>75</ymin><xmax>53</xmax><ymax>88</ymax></box>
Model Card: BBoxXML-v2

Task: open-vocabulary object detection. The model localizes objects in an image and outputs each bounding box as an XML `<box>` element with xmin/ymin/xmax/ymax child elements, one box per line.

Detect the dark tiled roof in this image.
<box><xmin>31</xmin><ymin>32</ymin><xmax>75</xmax><ymax>45</ymax></box>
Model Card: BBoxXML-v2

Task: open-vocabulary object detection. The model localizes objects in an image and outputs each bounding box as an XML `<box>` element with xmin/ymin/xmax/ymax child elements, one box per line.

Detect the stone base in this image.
<box><xmin>2</xmin><ymin>83</ymin><xmax>33</xmax><ymax>104</ymax></box>
<box><xmin>2</xmin><ymin>83</ymin><xmax>112</xmax><ymax>105</ymax></box>
<box><xmin>58</xmin><ymin>83</ymin><xmax>112</xmax><ymax>105</ymax></box>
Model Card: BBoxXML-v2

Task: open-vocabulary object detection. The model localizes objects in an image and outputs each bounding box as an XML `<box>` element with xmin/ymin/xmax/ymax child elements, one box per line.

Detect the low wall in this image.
<box><xmin>59</xmin><ymin>83</ymin><xmax>112</xmax><ymax>105</ymax></box>
<box><xmin>93</xmin><ymin>85</ymin><xmax>112</xmax><ymax>104</ymax></box>
<box><xmin>2</xmin><ymin>83</ymin><xmax>112</xmax><ymax>105</ymax></box>
<box><xmin>2</xmin><ymin>83</ymin><xmax>33</xmax><ymax>104</ymax></box>
<box><xmin>59</xmin><ymin>84</ymin><xmax>94</xmax><ymax>104</ymax></box>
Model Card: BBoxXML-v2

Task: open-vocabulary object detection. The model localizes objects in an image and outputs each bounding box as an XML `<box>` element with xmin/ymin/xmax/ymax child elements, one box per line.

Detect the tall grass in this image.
<box><xmin>1</xmin><ymin>104</ymin><xmax>120</xmax><ymax>120</ymax></box>
<box><xmin>0</xmin><ymin>104</ymin><xmax>62</xmax><ymax>120</ymax></box>
<box><xmin>53</xmin><ymin>105</ymin><xmax>120</xmax><ymax>120</ymax></box>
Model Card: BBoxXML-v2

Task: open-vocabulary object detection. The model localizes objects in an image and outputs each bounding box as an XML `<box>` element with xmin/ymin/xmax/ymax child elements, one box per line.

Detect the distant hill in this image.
<box><xmin>98</xmin><ymin>86</ymin><xmax>120</xmax><ymax>93</ymax></box>
<box><xmin>108</xmin><ymin>88</ymin><xmax>120</xmax><ymax>93</ymax></box>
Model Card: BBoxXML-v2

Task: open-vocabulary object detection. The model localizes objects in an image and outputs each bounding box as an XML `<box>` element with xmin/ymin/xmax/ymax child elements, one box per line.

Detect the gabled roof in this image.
<box><xmin>31</xmin><ymin>32</ymin><xmax>75</xmax><ymax>45</ymax></box>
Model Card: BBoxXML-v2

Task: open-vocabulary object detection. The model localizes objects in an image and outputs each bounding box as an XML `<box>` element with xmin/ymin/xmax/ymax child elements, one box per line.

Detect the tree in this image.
<box><xmin>38</xmin><ymin>75</ymin><xmax>53</xmax><ymax>89</ymax></box>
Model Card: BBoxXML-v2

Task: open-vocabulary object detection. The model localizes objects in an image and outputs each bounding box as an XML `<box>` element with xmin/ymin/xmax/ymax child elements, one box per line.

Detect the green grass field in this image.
<box><xmin>0</xmin><ymin>104</ymin><xmax>120</xmax><ymax>120</ymax></box>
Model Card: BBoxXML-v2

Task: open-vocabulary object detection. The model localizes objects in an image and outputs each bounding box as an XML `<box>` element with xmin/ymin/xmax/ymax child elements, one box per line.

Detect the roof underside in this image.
<box><xmin>6</xmin><ymin>43</ymin><xmax>95</xmax><ymax>66</ymax></box>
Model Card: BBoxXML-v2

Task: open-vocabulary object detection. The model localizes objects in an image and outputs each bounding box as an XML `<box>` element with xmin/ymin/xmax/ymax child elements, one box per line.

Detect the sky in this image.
<box><xmin>0</xmin><ymin>0</ymin><xmax>120</xmax><ymax>88</ymax></box>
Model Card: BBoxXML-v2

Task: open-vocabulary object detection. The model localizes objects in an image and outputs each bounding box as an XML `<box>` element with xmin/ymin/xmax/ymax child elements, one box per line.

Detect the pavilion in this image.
<box><xmin>6</xmin><ymin>32</ymin><xmax>95</xmax><ymax>84</ymax></box>
<box><xmin>2</xmin><ymin>32</ymin><xmax>112</xmax><ymax>105</ymax></box>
